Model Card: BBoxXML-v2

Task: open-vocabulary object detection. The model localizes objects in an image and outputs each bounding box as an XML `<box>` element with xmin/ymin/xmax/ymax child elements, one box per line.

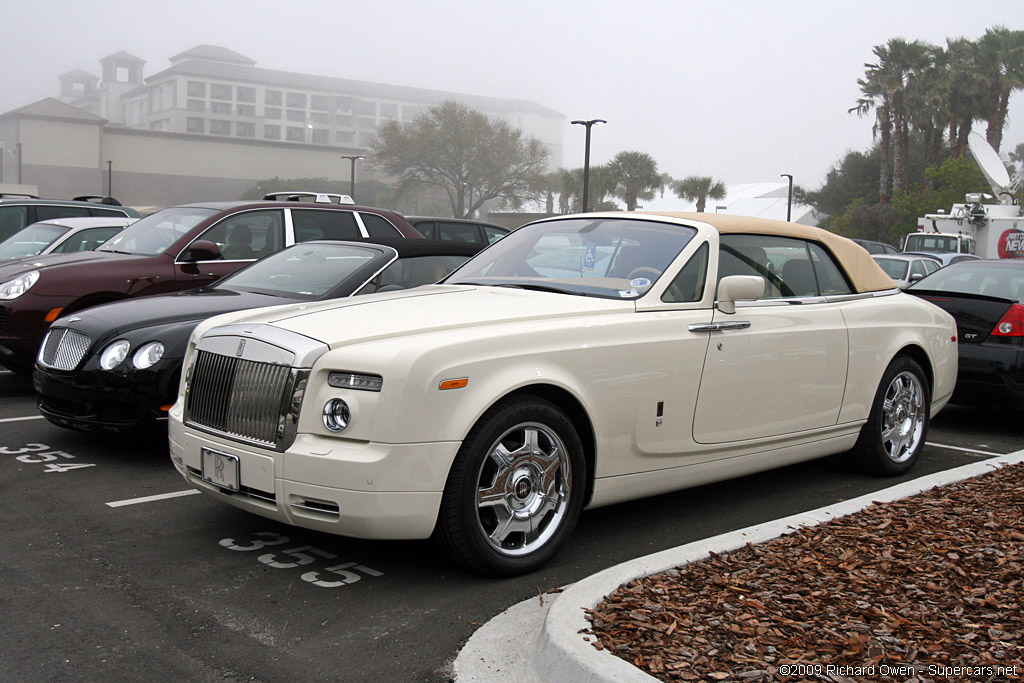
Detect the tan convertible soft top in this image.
<box><xmin>636</xmin><ymin>211</ymin><xmax>896</xmax><ymax>294</ymax></box>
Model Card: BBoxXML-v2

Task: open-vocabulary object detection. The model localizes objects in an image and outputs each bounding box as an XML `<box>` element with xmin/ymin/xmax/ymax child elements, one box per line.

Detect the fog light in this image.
<box><xmin>322</xmin><ymin>398</ymin><xmax>351</xmax><ymax>432</ymax></box>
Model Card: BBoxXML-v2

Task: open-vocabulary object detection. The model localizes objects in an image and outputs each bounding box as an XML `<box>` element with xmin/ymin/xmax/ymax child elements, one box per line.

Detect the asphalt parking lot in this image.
<box><xmin>1</xmin><ymin>368</ymin><xmax>1020</xmax><ymax>683</ymax></box>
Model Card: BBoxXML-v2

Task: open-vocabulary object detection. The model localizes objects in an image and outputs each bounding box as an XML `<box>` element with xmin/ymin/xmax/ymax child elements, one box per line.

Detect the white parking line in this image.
<box><xmin>926</xmin><ymin>441</ymin><xmax>1003</xmax><ymax>458</ymax></box>
<box><xmin>106</xmin><ymin>490</ymin><xmax>201</xmax><ymax>507</ymax></box>
<box><xmin>0</xmin><ymin>415</ymin><xmax>45</xmax><ymax>423</ymax></box>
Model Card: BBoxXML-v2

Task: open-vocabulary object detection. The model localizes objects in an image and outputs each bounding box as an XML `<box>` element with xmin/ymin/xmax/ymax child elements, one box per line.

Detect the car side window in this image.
<box><xmin>412</xmin><ymin>221</ymin><xmax>436</xmax><ymax>239</ymax></box>
<box><xmin>662</xmin><ymin>242</ymin><xmax>709</xmax><ymax>303</ymax></box>
<box><xmin>0</xmin><ymin>206</ymin><xmax>29</xmax><ymax>240</ymax></box>
<box><xmin>923</xmin><ymin>260</ymin><xmax>940</xmax><ymax>274</ymax></box>
<box><xmin>483</xmin><ymin>226</ymin><xmax>507</xmax><ymax>243</ymax></box>
<box><xmin>807</xmin><ymin>243</ymin><xmax>853</xmax><ymax>295</ymax></box>
<box><xmin>437</xmin><ymin>222</ymin><xmax>482</xmax><ymax>244</ymax></box>
<box><xmin>359</xmin><ymin>212</ymin><xmax>402</xmax><ymax>238</ymax></box>
<box><xmin>35</xmin><ymin>205</ymin><xmax>91</xmax><ymax>222</ymax></box>
<box><xmin>201</xmin><ymin>210</ymin><xmax>284</xmax><ymax>260</ymax></box>
<box><xmin>291</xmin><ymin>209</ymin><xmax>361</xmax><ymax>242</ymax></box>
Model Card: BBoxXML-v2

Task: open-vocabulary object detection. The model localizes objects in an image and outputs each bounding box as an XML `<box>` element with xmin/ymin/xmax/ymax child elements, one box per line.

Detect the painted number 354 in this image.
<box><xmin>2</xmin><ymin>443</ymin><xmax>95</xmax><ymax>473</ymax></box>
<box><xmin>220</xmin><ymin>531</ymin><xmax>384</xmax><ymax>588</ymax></box>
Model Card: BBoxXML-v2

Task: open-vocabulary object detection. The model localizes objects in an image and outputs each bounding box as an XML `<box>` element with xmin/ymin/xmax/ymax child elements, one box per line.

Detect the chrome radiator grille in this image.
<box><xmin>185</xmin><ymin>350</ymin><xmax>294</xmax><ymax>447</ymax></box>
<box><xmin>38</xmin><ymin>328</ymin><xmax>93</xmax><ymax>370</ymax></box>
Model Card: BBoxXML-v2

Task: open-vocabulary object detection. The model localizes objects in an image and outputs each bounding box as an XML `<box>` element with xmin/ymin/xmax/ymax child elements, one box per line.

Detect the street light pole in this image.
<box><xmin>341</xmin><ymin>155</ymin><xmax>365</xmax><ymax>200</ymax></box>
<box><xmin>780</xmin><ymin>173</ymin><xmax>794</xmax><ymax>222</ymax></box>
<box><xmin>571</xmin><ymin>119</ymin><xmax>605</xmax><ymax>212</ymax></box>
<box><xmin>106</xmin><ymin>160</ymin><xmax>113</xmax><ymax>197</ymax></box>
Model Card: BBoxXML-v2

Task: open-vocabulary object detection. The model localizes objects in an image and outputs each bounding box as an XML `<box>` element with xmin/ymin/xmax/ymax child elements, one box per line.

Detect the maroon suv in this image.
<box><xmin>0</xmin><ymin>199</ymin><xmax>421</xmax><ymax>374</ymax></box>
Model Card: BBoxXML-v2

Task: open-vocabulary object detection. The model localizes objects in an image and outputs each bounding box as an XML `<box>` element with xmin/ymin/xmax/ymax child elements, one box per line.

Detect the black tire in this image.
<box><xmin>435</xmin><ymin>396</ymin><xmax>586</xmax><ymax>577</ymax></box>
<box><xmin>849</xmin><ymin>355</ymin><xmax>930</xmax><ymax>476</ymax></box>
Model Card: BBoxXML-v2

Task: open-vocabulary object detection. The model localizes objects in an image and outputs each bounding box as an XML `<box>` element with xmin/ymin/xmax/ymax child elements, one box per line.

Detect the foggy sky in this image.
<box><xmin>3</xmin><ymin>0</ymin><xmax>1022</xmax><ymax>191</ymax></box>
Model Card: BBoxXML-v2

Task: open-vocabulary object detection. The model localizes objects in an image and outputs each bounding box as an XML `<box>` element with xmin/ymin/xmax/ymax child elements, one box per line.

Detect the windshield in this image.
<box><xmin>910</xmin><ymin>263</ymin><xmax>1024</xmax><ymax>301</ymax></box>
<box><xmin>99</xmin><ymin>207</ymin><xmax>216</xmax><ymax>255</ymax></box>
<box><xmin>446</xmin><ymin>217</ymin><xmax>696</xmax><ymax>299</ymax></box>
<box><xmin>904</xmin><ymin>234</ymin><xmax>962</xmax><ymax>253</ymax></box>
<box><xmin>0</xmin><ymin>223</ymin><xmax>68</xmax><ymax>258</ymax></box>
<box><xmin>217</xmin><ymin>241</ymin><xmax>386</xmax><ymax>298</ymax></box>
<box><xmin>874</xmin><ymin>257</ymin><xmax>910</xmax><ymax>280</ymax></box>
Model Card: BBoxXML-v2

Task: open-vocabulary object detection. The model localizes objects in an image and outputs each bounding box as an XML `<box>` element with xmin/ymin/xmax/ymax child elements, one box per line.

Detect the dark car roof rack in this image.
<box><xmin>262</xmin><ymin>191</ymin><xmax>354</xmax><ymax>205</ymax></box>
<box><xmin>72</xmin><ymin>195</ymin><xmax>123</xmax><ymax>206</ymax></box>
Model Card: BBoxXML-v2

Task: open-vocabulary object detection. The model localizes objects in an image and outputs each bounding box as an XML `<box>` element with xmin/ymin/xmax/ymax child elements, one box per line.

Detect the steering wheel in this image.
<box><xmin>627</xmin><ymin>267</ymin><xmax>661</xmax><ymax>283</ymax></box>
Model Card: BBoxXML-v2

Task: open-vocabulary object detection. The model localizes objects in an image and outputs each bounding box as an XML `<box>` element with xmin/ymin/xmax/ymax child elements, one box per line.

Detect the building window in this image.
<box><xmin>286</xmin><ymin>126</ymin><xmax>306</xmax><ymax>142</ymax></box>
<box><xmin>237</xmin><ymin>104</ymin><xmax>255</xmax><ymax>117</ymax></box>
<box><xmin>355</xmin><ymin>100</ymin><xmax>376</xmax><ymax>116</ymax></box>
<box><xmin>335</xmin><ymin>114</ymin><xmax>353</xmax><ymax>126</ymax></box>
<box><xmin>187</xmin><ymin>99</ymin><xmax>205</xmax><ymax>112</ymax></box>
<box><xmin>311</xmin><ymin>129</ymin><xmax>329</xmax><ymax>144</ymax></box>
<box><xmin>335</xmin><ymin>130</ymin><xmax>354</xmax><ymax>145</ymax></box>
<box><xmin>237</xmin><ymin>122</ymin><xmax>256</xmax><ymax>138</ymax></box>
<box><xmin>264</xmin><ymin>107</ymin><xmax>281</xmax><ymax>120</ymax></box>
<box><xmin>286</xmin><ymin>92</ymin><xmax>307</xmax><ymax>108</ymax></box>
<box><xmin>187</xmin><ymin>117</ymin><xmax>206</xmax><ymax>134</ymax></box>
<box><xmin>210</xmin><ymin>120</ymin><xmax>232</xmax><ymax>136</ymax></box>
<box><xmin>335</xmin><ymin>96</ymin><xmax>354</xmax><ymax>113</ymax></box>
<box><xmin>187</xmin><ymin>81</ymin><xmax>206</xmax><ymax>97</ymax></box>
<box><xmin>286</xmin><ymin>109</ymin><xmax>307</xmax><ymax>123</ymax></box>
<box><xmin>310</xmin><ymin>111</ymin><xmax>329</xmax><ymax>124</ymax></box>
<box><xmin>237</xmin><ymin>86</ymin><xmax>256</xmax><ymax>103</ymax></box>
<box><xmin>402</xmin><ymin>106</ymin><xmax>421</xmax><ymax>121</ymax></box>
<box><xmin>357</xmin><ymin>132</ymin><xmax>377</xmax><ymax>147</ymax></box>
<box><xmin>264</xmin><ymin>124</ymin><xmax>281</xmax><ymax>140</ymax></box>
<box><xmin>265</xmin><ymin>89</ymin><xmax>282</xmax><ymax>105</ymax></box>
<box><xmin>380</xmin><ymin>103</ymin><xmax>399</xmax><ymax>120</ymax></box>
<box><xmin>310</xmin><ymin>95</ymin><xmax>328</xmax><ymax>111</ymax></box>
<box><xmin>210</xmin><ymin>84</ymin><xmax>232</xmax><ymax>100</ymax></box>
<box><xmin>357</xmin><ymin>116</ymin><xmax>376</xmax><ymax>129</ymax></box>
<box><xmin>210</xmin><ymin>101</ymin><xmax>232</xmax><ymax>114</ymax></box>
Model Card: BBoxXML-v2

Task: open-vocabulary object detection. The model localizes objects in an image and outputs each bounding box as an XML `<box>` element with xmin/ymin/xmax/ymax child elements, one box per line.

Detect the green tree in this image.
<box><xmin>672</xmin><ymin>176</ymin><xmax>726</xmax><ymax>212</ymax></box>
<box><xmin>607</xmin><ymin>151</ymin><xmax>661</xmax><ymax>211</ymax></box>
<box><xmin>372</xmin><ymin>101</ymin><xmax>550</xmax><ymax>218</ymax></box>
<box><xmin>976</xmin><ymin>26</ymin><xmax>1024</xmax><ymax>151</ymax></box>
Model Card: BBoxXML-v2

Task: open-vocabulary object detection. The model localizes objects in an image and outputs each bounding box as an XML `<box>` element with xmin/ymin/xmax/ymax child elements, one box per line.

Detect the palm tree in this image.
<box><xmin>658</xmin><ymin>172</ymin><xmax>674</xmax><ymax>198</ymax></box>
<box><xmin>975</xmin><ymin>26</ymin><xmax>1024</xmax><ymax>151</ymax></box>
<box><xmin>608</xmin><ymin>151</ymin><xmax>661</xmax><ymax>211</ymax></box>
<box><xmin>672</xmin><ymin>176</ymin><xmax>726</xmax><ymax>213</ymax></box>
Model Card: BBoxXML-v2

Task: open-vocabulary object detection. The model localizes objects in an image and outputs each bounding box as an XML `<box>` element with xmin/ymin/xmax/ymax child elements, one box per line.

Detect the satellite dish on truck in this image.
<box><xmin>967</xmin><ymin>132</ymin><xmax>1021</xmax><ymax>204</ymax></box>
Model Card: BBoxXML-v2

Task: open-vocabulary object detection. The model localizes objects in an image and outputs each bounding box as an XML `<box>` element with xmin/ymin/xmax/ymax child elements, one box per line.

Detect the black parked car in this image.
<box><xmin>405</xmin><ymin>216</ymin><xmax>510</xmax><ymax>245</ymax></box>
<box><xmin>907</xmin><ymin>259</ymin><xmax>1024</xmax><ymax>409</ymax></box>
<box><xmin>34</xmin><ymin>238</ymin><xmax>481</xmax><ymax>433</ymax></box>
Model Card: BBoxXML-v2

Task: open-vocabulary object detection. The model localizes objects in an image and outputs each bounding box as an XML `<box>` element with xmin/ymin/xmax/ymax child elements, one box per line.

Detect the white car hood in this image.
<box><xmin>229</xmin><ymin>284</ymin><xmax>631</xmax><ymax>348</ymax></box>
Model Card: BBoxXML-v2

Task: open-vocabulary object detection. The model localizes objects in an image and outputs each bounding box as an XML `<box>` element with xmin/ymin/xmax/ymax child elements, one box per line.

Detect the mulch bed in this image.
<box><xmin>585</xmin><ymin>463</ymin><xmax>1024</xmax><ymax>682</ymax></box>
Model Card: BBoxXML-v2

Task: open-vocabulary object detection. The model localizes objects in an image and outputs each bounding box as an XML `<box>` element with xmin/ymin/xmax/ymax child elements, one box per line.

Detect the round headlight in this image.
<box><xmin>133</xmin><ymin>342</ymin><xmax>165</xmax><ymax>369</ymax></box>
<box><xmin>99</xmin><ymin>340</ymin><xmax>131</xmax><ymax>370</ymax></box>
<box><xmin>322</xmin><ymin>398</ymin><xmax>351</xmax><ymax>432</ymax></box>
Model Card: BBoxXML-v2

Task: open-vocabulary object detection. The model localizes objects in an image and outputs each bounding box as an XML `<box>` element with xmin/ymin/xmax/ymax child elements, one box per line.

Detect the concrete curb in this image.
<box><xmin>455</xmin><ymin>449</ymin><xmax>1024</xmax><ymax>682</ymax></box>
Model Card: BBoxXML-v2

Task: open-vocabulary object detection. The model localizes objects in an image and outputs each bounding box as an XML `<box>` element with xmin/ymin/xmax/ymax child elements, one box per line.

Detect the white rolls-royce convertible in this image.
<box><xmin>168</xmin><ymin>212</ymin><xmax>958</xmax><ymax>576</ymax></box>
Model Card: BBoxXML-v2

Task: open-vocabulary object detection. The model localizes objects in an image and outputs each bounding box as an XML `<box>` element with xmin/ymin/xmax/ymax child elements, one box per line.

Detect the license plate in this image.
<box><xmin>201</xmin><ymin>447</ymin><xmax>240</xmax><ymax>492</ymax></box>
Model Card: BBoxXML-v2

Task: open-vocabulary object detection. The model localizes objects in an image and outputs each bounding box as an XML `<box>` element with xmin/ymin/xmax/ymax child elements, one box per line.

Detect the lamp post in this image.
<box><xmin>106</xmin><ymin>160</ymin><xmax>113</xmax><ymax>197</ymax></box>
<box><xmin>463</xmin><ymin>182</ymin><xmax>474</xmax><ymax>218</ymax></box>
<box><xmin>340</xmin><ymin>155</ymin><xmax>365</xmax><ymax>200</ymax></box>
<box><xmin>780</xmin><ymin>173</ymin><xmax>793</xmax><ymax>222</ymax></box>
<box><xmin>571</xmin><ymin>119</ymin><xmax>605</xmax><ymax>212</ymax></box>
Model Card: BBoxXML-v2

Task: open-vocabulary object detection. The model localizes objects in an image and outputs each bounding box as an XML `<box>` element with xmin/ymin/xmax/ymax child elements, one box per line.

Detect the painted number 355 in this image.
<box><xmin>219</xmin><ymin>531</ymin><xmax>384</xmax><ymax>588</ymax></box>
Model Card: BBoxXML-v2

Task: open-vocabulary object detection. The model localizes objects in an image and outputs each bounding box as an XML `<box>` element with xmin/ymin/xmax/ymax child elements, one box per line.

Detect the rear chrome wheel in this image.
<box><xmin>436</xmin><ymin>397</ymin><xmax>585</xmax><ymax>576</ymax></box>
<box><xmin>850</xmin><ymin>356</ymin><xmax>930</xmax><ymax>476</ymax></box>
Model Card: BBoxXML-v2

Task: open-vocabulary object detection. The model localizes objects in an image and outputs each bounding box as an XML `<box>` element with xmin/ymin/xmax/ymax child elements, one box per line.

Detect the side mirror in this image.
<box><xmin>184</xmin><ymin>240</ymin><xmax>221</xmax><ymax>262</ymax></box>
<box><xmin>717</xmin><ymin>275</ymin><xmax>765</xmax><ymax>314</ymax></box>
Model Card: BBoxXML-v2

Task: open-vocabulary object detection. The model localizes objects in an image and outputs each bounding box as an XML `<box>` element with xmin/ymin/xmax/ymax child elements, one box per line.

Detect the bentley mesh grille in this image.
<box><xmin>39</xmin><ymin>328</ymin><xmax>93</xmax><ymax>371</ymax></box>
<box><xmin>186</xmin><ymin>350</ymin><xmax>292</xmax><ymax>446</ymax></box>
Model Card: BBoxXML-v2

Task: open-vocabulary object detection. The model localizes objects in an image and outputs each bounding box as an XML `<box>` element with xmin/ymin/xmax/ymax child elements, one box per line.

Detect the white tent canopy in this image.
<box><xmin>640</xmin><ymin>181</ymin><xmax>817</xmax><ymax>225</ymax></box>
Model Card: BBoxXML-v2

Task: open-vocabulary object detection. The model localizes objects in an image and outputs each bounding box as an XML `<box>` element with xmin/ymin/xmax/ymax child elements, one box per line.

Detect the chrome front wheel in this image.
<box><xmin>436</xmin><ymin>397</ymin><xmax>585</xmax><ymax>576</ymax></box>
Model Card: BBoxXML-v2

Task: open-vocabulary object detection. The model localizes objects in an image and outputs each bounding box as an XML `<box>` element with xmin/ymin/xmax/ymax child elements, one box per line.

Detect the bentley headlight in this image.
<box><xmin>133</xmin><ymin>342</ymin><xmax>165</xmax><ymax>369</ymax></box>
<box><xmin>0</xmin><ymin>270</ymin><xmax>40</xmax><ymax>300</ymax></box>
<box><xmin>322</xmin><ymin>398</ymin><xmax>351</xmax><ymax>432</ymax></box>
<box><xmin>99</xmin><ymin>340</ymin><xmax>131</xmax><ymax>370</ymax></box>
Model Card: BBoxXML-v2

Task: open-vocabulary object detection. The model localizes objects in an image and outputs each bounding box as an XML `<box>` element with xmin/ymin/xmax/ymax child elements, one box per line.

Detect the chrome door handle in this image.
<box><xmin>688</xmin><ymin>321</ymin><xmax>752</xmax><ymax>332</ymax></box>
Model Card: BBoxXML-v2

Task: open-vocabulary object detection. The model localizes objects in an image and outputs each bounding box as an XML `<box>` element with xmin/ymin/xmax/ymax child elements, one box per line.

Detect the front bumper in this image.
<box><xmin>952</xmin><ymin>341</ymin><xmax>1024</xmax><ymax>409</ymax></box>
<box><xmin>33</xmin><ymin>361</ymin><xmax>178</xmax><ymax>431</ymax></box>
<box><xmin>168</xmin><ymin>406</ymin><xmax>459</xmax><ymax>540</ymax></box>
